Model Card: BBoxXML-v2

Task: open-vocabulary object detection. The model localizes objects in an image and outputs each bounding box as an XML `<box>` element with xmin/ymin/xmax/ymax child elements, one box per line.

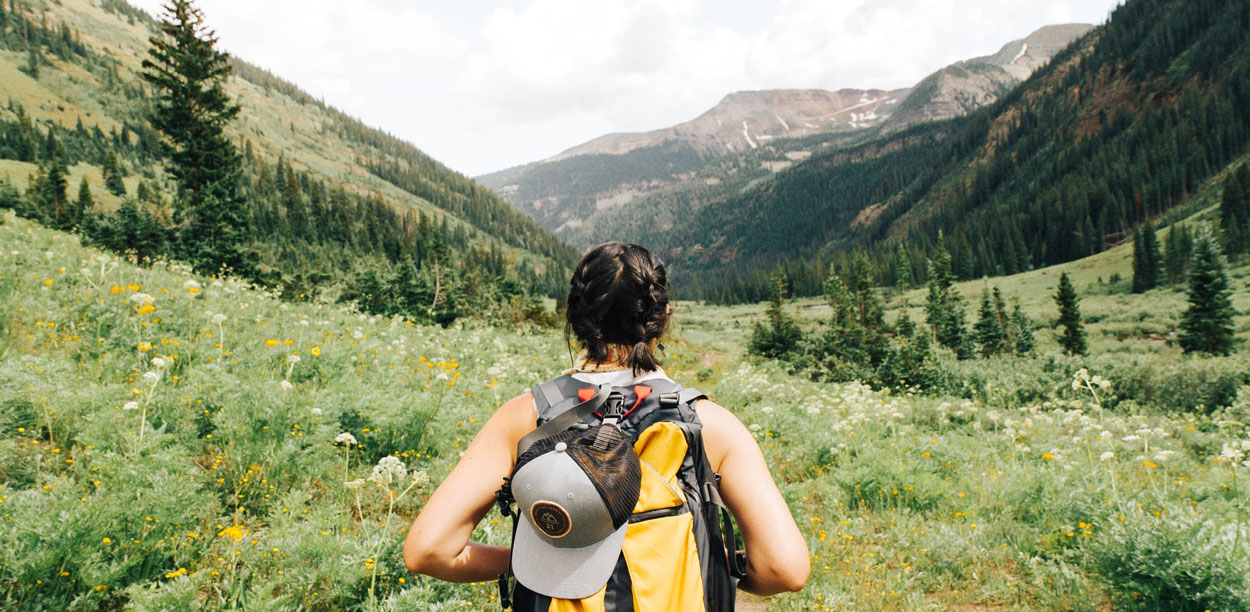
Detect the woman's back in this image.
<box><xmin>403</xmin><ymin>242</ymin><xmax>809</xmax><ymax>609</ymax></box>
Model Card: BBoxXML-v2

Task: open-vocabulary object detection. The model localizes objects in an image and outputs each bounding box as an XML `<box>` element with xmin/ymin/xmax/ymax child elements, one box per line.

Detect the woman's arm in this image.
<box><xmin>403</xmin><ymin>392</ymin><xmax>535</xmax><ymax>582</ymax></box>
<box><xmin>696</xmin><ymin>399</ymin><xmax>810</xmax><ymax>595</ymax></box>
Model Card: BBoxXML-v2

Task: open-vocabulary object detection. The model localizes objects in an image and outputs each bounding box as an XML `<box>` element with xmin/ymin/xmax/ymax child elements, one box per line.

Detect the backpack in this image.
<box><xmin>495</xmin><ymin>375</ymin><xmax>746</xmax><ymax>611</ymax></box>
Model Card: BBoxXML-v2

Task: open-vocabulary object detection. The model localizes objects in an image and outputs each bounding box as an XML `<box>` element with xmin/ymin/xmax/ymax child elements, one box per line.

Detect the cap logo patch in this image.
<box><xmin>530</xmin><ymin>501</ymin><xmax>572</xmax><ymax>538</ymax></box>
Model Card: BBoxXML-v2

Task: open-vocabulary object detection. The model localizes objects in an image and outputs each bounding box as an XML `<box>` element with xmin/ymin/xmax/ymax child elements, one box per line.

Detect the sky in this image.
<box><xmin>127</xmin><ymin>0</ymin><xmax>1123</xmax><ymax>177</ymax></box>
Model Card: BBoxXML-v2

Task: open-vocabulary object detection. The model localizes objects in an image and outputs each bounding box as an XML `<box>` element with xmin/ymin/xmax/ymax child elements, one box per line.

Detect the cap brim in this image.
<box><xmin>511</xmin><ymin>515</ymin><xmax>628</xmax><ymax>599</ymax></box>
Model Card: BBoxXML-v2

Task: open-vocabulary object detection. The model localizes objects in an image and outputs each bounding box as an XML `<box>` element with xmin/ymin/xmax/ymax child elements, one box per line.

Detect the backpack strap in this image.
<box><xmin>516</xmin><ymin>383</ymin><xmax>611</xmax><ymax>457</ymax></box>
<box><xmin>655</xmin><ymin>382</ymin><xmax>706</xmax><ymax>409</ymax></box>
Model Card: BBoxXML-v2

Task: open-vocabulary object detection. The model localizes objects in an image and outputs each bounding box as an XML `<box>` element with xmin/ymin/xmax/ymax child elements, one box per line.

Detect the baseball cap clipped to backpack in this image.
<box><xmin>509</xmin><ymin>422</ymin><xmax>642</xmax><ymax>599</ymax></box>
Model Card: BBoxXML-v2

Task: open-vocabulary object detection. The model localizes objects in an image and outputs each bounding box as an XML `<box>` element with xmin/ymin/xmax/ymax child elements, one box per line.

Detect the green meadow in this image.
<box><xmin>2</xmin><ymin>209</ymin><xmax>1249</xmax><ymax>611</ymax></box>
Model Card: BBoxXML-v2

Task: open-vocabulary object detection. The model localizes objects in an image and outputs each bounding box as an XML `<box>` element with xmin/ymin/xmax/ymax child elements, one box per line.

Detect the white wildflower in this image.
<box><xmin>211</xmin><ymin>313</ymin><xmax>227</xmax><ymax>324</ymax></box>
<box><xmin>1154</xmin><ymin>450</ymin><xmax>1176</xmax><ymax>463</ymax></box>
<box><xmin>1221</xmin><ymin>444</ymin><xmax>1245</xmax><ymax>463</ymax></box>
<box><xmin>369</xmin><ymin>456</ymin><xmax>407</xmax><ymax>485</ymax></box>
<box><xmin>1100</xmin><ymin>451</ymin><xmax>1115</xmax><ymax>462</ymax></box>
<box><xmin>288</xmin><ymin>354</ymin><xmax>301</xmax><ymax>364</ymax></box>
<box><xmin>279</xmin><ymin>380</ymin><xmax>294</xmax><ymax>391</ymax></box>
<box><xmin>123</xmin><ymin>401</ymin><xmax>140</xmax><ymax>411</ymax></box>
<box><xmin>310</xmin><ymin>407</ymin><xmax>323</xmax><ymax>416</ymax></box>
<box><xmin>1122</xmin><ymin>435</ymin><xmax>1141</xmax><ymax>442</ymax></box>
<box><xmin>183</xmin><ymin>279</ymin><xmax>202</xmax><ymax>291</ymax></box>
<box><xmin>334</xmin><ymin>432</ymin><xmax>358</xmax><ymax>446</ymax></box>
<box><xmin>128</xmin><ymin>292</ymin><xmax>155</xmax><ymax>304</ymax></box>
<box><xmin>344</xmin><ymin>479</ymin><xmax>365</xmax><ymax>490</ymax></box>
<box><xmin>151</xmin><ymin>357</ymin><xmax>167</xmax><ymax>369</ymax></box>
<box><xmin>142</xmin><ymin>371</ymin><xmax>160</xmax><ymax>385</ymax></box>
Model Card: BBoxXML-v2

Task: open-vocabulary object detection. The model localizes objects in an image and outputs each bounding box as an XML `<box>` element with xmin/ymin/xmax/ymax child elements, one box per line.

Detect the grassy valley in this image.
<box><xmin>3</xmin><ymin>192</ymin><xmax>1249</xmax><ymax>609</ymax></box>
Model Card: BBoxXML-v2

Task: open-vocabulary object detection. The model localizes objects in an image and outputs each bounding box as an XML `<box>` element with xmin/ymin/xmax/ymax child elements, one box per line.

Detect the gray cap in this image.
<box><xmin>510</xmin><ymin>441</ymin><xmax>633</xmax><ymax>599</ymax></box>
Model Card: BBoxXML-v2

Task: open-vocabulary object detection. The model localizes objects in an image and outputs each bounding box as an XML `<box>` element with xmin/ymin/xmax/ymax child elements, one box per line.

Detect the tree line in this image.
<box><xmin>0</xmin><ymin>0</ymin><xmax>569</xmax><ymax>327</ymax></box>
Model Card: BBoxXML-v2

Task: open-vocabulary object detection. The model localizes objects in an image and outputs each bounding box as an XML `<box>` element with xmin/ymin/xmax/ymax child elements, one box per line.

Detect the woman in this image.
<box><xmin>404</xmin><ymin>242</ymin><xmax>809</xmax><ymax>607</ymax></box>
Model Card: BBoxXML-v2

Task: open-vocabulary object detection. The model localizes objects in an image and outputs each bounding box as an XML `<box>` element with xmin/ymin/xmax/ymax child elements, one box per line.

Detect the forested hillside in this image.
<box><xmin>0</xmin><ymin>0</ymin><xmax>576</xmax><ymax>324</ymax></box>
<box><xmin>643</xmin><ymin>0</ymin><xmax>1250</xmax><ymax>304</ymax></box>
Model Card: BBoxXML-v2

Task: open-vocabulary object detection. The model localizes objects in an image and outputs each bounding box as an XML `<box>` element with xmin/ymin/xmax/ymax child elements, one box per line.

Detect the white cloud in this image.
<box><xmin>127</xmin><ymin>0</ymin><xmax>1121</xmax><ymax>176</ymax></box>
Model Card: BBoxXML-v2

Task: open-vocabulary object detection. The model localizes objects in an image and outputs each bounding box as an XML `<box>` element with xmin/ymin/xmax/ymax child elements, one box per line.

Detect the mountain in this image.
<box><xmin>625</xmin><ymin>0</ymin><xmax>1250</xmax><ymax>303</ymax></box>
<box><xmin>0</xmin><ymin>0</ymin><xmax>576</xmax><ymax>323</ymax></box>
<box><xmin>481</xmin><ymin>24</ymin><xmax>1090</xmax><ymax>239</ymax></box>
<box><xmin>884</xmin><ymin>24</ymin><xmax>1093</xmax><ymax>130</ymax></box>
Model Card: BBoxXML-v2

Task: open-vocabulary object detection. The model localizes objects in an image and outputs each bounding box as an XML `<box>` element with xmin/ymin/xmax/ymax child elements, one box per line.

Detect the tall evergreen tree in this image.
<box><xmin>1053</xmin><ymin>272</ymin><xmax>1087</xmax><ymax>356</ymax></box>
<box><xmin>142</xmin><ymin>0</ymin><xmax>248</xmax><ymax>275</ymax></box>
<box><xmin>923</xmin><ymin>242</ymin><xmax>970</xmax><ymax>358</ymax></box>
<box><xmin>1010</xmin><ymin>301</ymin><xmax>1035</xmax><ymax>355</ymax></box>
<box><xmin>1179</xmin><ymin>226</ymin><xmax>1237</xmax><ymax>355</ymax></box>
<box><xmin>1163</xmin><ymin>224</ymin><xmax>1193</xmax><ymax>285</ymax></box>
<box><xmin>1131</xmin><ymin>220</ymin><xmax>1161</xmax><ymax>292</ymax></box>
<box><xmin>973</xmin><ymin>287</ymin><xmax>1006</xmax><ymax>357</ymax></box>
<box><xmin>1220</xmin><ymin>165</ymin><xmax>1247</xmax><ymax>227</ymax></box>
<box><xmin>29</xmin><ymin>158</ymin><xmax>68</xmax><ymax>227</ymax></box>
<box><xmin>749</xmin><ymin>274</ymin><xmax>802</xmax><ymax>359</ymax></box>
<box><xmin>849</xmin><ymin>252</ymin><xmax>884</xmax><ymax>330</ymax></box>
<box><xmin>102</xmin><ymin>152</ymin><xmax>126</xmax><ymax>196</ymax></box>
<box><xmin>72</xmin><ymin>177</ymin><xmax>92</xmax><ymax>226</ymax></box>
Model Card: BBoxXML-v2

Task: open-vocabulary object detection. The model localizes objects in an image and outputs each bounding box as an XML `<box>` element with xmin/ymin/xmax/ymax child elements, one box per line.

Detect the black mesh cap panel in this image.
<box><xmin>508</xmin><ymin>423</ymin><xmax>641</xmax><ymax>530</ymax></box>
<box><xmin>566</xmin><ymin>423</ymin><xmax>641</xmax><ymax>529</ymax></box>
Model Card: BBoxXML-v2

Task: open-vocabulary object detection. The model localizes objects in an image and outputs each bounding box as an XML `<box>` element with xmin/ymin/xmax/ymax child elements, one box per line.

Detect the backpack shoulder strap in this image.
<box><xmin>517</xmin><ymin>381</ymin><xmax>611</xmax><ymax>457</ymax></box>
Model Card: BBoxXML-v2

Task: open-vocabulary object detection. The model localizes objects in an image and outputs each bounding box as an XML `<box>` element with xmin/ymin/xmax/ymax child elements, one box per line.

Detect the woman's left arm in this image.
<box><xmin>403</xmin><ymin>392</ymin><xmax>535</xmax><ymax>582</ymax></box>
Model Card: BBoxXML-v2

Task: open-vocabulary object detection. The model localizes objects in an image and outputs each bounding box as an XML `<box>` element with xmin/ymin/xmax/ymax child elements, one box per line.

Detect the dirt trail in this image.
<box><xmin>736</xmin><ymin>593</ymin><xmax>767</xmax><ymax>612</ymax></box>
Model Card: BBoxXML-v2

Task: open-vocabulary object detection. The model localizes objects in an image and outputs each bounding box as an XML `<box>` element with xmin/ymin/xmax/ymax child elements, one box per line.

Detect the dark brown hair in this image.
<box><xmin>566</xmin><ymin>242</ymin><xmax>669</xmax><ymax>375</ymax></box>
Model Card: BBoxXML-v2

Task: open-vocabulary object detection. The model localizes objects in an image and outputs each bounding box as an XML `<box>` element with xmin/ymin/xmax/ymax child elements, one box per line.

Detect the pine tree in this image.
<box><xmin>824</xmin><ymin>273</ymin><xmax>856</xmax><ymax>330</ymax></box>
<box><xmin>1163</xmin><ymin>224</ymin><xmax>1192</xmax><ymax>285</ymax></box>
<box><xmin>102</xmin><ymin>152</ymin><xmax>126</xmax><ymax>196</ymax></box>
<box><xmin>72</xmin><ymin>177</ymin><xmax>92</xmax><ymax>227</ymax></box>
<box><xmin>849</xmin><ymin>252</ymin><xmax>884</xmax><ymax>330</ymax></box>
<box><xmin>1132</xmin><ymin>221</ymin><xmax>1161</xmax><ymax>292</ymax></box>
<box><xmin>749</xmin><ymin>274</ymin><xmax>802</xmax><ymax>359</ymax></box>
<box><xmin>22</xmin><ymin>45</ymin><xmax>40</xmax><ymax>79</ymax></box>
<box><xmin>1010</xmin><ymin>301</ymin><xmax>1035</xmax><ymax>355</ymax></box>
<box><xmin>29</xmin><ymin>158</ymin><xmax>68</xmax><ymax>227</ymax></box>
<box><xmin>924</xmin><ymin>243</ymin><xmax>971</xmax><ymax>358</ymax></box>
<box><xmin>1221</xmin><ymin>166</ymin><xmax>1245</xmax><ymax>227</ymax></box>
<box><xmin>973</xmin><ymin>287</ymin><xmax>1005</xmax><ymax>357</ymax></box>
<box><xmin>1179</xmin><ymin>226</ymin><xmax>1237</xmax><ymax>355</ymax></box>
<box><xmin>1053</xmin><ymin>272</ymin><xmax>1087</xmax><ymax>356</ymax></box>
<box><xmin>142</xmin><ymin>0</ymin><xmax>248</xmax><ymax>275</ymax></box>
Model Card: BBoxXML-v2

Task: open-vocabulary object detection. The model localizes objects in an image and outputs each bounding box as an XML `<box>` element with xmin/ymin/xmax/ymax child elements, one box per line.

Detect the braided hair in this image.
<box><xmin>566</xmin><ymin>242</ymin><xmax>669</xmax><ymax>375</ymax></box>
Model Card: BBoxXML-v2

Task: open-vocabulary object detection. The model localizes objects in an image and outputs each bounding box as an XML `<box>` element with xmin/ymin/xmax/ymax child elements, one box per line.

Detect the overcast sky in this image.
<box><xmin>127</xmin><ymin>0</ymin><xmax>1122</xmax><ymax>177</ymax></box>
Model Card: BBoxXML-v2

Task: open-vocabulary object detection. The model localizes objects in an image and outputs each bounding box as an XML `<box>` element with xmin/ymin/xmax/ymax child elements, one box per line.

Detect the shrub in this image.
<box><xmin>1087</xmin><ymin>508</ymin><xmax>1250</xmax><ymax>612</ymax></box>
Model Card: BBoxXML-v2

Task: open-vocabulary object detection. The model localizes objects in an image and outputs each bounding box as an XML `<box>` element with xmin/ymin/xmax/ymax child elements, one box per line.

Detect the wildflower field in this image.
<box><xmin>2</xmin><ymin>210</ymin><xmax>1249</xmax><ymax>611</ymax></box>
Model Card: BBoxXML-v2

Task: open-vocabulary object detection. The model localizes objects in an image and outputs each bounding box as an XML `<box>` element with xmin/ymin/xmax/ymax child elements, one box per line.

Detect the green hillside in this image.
<box><xmin>4</xmin><ymin>204</ymin><xmax>1249</xmax><ymax>610</ymax></box>
<box><xmin>0</xmin><ymin>0</ymin><xmax>577</xmax><ymax>324</ymax></box>
<box><xmin>623</xmin><ymin>0</ymin><xmax>1250</xmax><ymax>303</ymax></box>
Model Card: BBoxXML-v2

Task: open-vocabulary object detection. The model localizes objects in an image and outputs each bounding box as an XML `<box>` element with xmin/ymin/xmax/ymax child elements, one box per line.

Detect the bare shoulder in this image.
<box><xmin>488</xmin><ymin>392</ymin><xmax>537</xmax><ymax>437</ymax></box>
<box><xmin>693</xmin><ymin>398</ymin><xmax>753</xmax><ymax>472</ymax></box>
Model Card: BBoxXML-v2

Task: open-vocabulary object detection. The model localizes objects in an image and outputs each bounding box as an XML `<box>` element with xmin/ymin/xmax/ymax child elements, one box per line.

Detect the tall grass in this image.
<box><xmin>2</xmin><ymin>210</ymin><xmax>1248</xmax><ymax>610</ymax></box>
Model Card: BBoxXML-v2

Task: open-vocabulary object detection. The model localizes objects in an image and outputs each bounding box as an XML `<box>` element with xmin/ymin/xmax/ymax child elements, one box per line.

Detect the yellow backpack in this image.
<box><xmin>496</xmin><ymin>377</ymin><xmax>745</xmax><ymax>611</ymax></box>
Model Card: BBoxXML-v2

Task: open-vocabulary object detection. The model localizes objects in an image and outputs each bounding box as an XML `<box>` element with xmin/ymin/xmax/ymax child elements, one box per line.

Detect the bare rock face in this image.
<box><xmin>884</xmin><ymin>24</ymin><xmax>1094</xmax><ymax>130</ymax></box>
<box><xmin>550</xmin><ymin>88</ymin><xmax>911</xmax><ymax>161</ymax></box>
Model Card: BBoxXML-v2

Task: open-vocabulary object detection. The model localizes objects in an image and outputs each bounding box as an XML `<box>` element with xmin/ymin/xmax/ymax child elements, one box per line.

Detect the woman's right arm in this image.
<box><xmin>696</xmin><ymin>399</ymin><xmax>810</xmax><ymax>596</ymax></box>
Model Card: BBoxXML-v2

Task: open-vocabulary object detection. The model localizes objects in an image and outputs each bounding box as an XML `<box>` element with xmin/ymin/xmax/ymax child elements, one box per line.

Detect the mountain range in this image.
<box><xmin>479</xmin><ymin>24</ymin><xmax>1093</xmax><ymax>239</ymax></box>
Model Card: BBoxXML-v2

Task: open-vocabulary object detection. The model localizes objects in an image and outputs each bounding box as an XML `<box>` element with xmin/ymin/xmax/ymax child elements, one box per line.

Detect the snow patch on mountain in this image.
<box><xmin>1011</xmin><ymin>42</ymin><xmax>1029</xmax><ymax>64</ymax></box>
<box><xmin>742</xmin><ymin>121</ymin><xmax>757</xmax><ymax>149</ymax></box>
